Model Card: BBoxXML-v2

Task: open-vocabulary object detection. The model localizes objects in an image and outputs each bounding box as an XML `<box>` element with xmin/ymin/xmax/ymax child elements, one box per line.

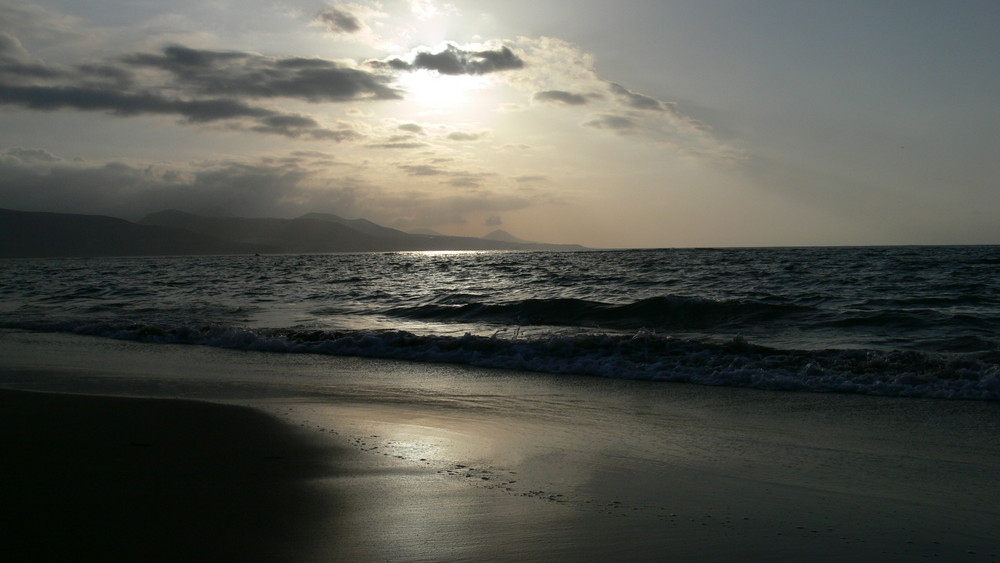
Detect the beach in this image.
<box><xmin>1</xmin><ymin>330</ymin><xmax>998</xmax><ymax>561</ymax></box>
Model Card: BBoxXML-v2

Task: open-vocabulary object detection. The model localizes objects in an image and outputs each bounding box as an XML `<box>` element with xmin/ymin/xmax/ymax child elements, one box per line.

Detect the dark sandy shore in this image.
<box><xmin>1</xmin><ymin>332</ymin><xmax>998</xmax><ymax>561</ymax></box>
<box><xmin>0</xmin><ymin>389</ymin><xmax>345</xmax><ymax>562</ymax></box>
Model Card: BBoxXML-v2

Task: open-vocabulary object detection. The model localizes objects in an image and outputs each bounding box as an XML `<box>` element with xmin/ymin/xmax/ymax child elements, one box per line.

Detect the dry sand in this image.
<box><xmin>1</xmin><ymin>332</ymin><xmax>998</xmax><ymax>561</ymax></box>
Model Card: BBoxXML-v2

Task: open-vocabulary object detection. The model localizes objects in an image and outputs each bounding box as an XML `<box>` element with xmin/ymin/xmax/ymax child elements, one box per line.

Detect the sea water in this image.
<box><xmin>1</xmin><ymin>246</ymin><xmax>998</xmax><ymax>399</ymax></box>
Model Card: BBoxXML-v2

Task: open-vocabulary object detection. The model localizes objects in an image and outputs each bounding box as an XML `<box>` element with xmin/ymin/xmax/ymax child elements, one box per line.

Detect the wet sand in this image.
<box><xmin>1</xmin><ymin>331</ymin><xmax>998</xmax><ymax>561</ymax></box>
<box><xmin>0</xmin><ymin>389</ymin><xmax>346</xmax><ymax>561</ymax></box>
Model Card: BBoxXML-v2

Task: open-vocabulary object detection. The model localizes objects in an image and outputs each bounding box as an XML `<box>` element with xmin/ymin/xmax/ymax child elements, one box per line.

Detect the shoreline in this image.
<box><xmin>1</xmin><ymin>332</ymin><xmax>998</xmax><ymax>560</ymax></box>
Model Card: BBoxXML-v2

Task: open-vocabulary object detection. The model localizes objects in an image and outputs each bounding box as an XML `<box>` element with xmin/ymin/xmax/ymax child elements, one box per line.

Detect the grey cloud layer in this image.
<box><xmin>124</xmin><ymin>45</ymin><xmax>400</xmax><ymax>102</ymax></box>
<box><xmin>0</xmin><ymin>150</ymin><xmax>531</xmax><ymax>228</ymax></box>
<box><xmin>0</xmin><ymin>36</ymin><xmax>399</xmax><ymax>140</ymax></box>
<box><xmin>377</xmin><ymin>44</ymin><xmax>524</xmax><ymax>75</ymax></box>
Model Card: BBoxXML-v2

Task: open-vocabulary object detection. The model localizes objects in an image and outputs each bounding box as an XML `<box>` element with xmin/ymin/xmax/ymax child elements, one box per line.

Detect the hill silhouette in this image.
<box><xmin>0</xmin><ymin>209</ymin><xmax>256</xmax><ymax>258</ymax></box>
<box><xmin>0</xmin><ymin>208</ymin><xmax>586</xmax><ymax>257</ymax></box>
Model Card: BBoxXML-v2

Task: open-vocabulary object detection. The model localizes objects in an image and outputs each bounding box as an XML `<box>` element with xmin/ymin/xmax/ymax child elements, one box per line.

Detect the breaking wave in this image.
<box><xmin>386</xmin><ymin>296</ymin><xmax>812</xmax><ymax>330</ymax></box>
<box><xmin>9</xmin><ymin>320</ymin><xmax>997</xmax><ymax>401</ymax></box>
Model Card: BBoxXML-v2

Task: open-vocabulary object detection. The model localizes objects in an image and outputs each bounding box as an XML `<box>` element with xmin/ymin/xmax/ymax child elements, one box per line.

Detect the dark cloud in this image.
<box><xmin>0</xmin><ymin>83</ymin><xmax>358</xmax><ymax>140</ymax></box>
<box><xmin>0</xmin><ymin>38</ymin><xmax>377</xmax><ymax>141</ymax></box>
<box><xmin>378</xmin><ymin>44</ymin><xmax>524</xmax><ymax>75</ymax></box>
<box><xmin>533</xmin><ymin>90</ymin><xmax>589</xmax><ymax>106</ymax></box>
<box><xmin>125</xmin><ymin>45</ymin><xmax>401</xmax><ymax>102</ymax></box>
<box><xmin>485</xmin><ymin>215</ymin><xmax>502</xmax><ymax>226</ymax></box>
<box><xmin>250</xmin><ymin>115</ymin><xmax>360</xmax><ymax>141</ymax></box>
<box><xmin>609</xmin><ymin>82</ymin><xmax>672</xmax><ymax>112</ymax></box>
<box><xmin>447</xmin><ymin>131</ymin><xmax>483</xmax><ymax>141</ymax></box>
<box><xmin>0</xmin><ymin>82</ymin><xmax>265</xmax><ymax>120</ymax></box>
<box><xmin>583</xmin><ymin>114</ymin><xmax>637</xmax><ymax>132</ymax></box>
<box><xmin>75</xmin><ymin>63</ymin><xmax>135</xmax><ymax>88</ymax></box>
<box><xmin>314</xmin><ymin>5</ymin><xmax>363</xmax><ymax>34</ymax></box>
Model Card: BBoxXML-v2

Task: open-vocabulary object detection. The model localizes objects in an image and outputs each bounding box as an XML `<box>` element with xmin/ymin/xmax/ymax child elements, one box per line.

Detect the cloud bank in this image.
<box><xmin>0</xmin><ymin>148</ymin><xmax>534</xmax><ymax>229</ymax></box>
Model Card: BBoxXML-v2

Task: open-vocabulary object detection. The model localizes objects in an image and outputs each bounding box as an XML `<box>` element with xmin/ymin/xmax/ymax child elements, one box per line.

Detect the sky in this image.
<box><xmin>1</xmin><ymin>0</ymin><xmax>998</xmax><ymax>248</ymax></box>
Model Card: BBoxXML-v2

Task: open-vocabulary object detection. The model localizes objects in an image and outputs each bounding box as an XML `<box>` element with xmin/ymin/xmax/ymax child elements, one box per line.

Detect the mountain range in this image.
<box><xmin>0</xmin><ymin>208</ymin><xmax>586</xmax><ymax>258</ymax></box>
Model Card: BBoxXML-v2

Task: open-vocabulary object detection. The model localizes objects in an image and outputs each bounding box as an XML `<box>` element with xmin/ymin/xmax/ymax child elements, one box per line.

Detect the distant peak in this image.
<box><xmin>483</xmin><ymin>229</ymin><xmax>529</xmax><ymax>243</ymax></box>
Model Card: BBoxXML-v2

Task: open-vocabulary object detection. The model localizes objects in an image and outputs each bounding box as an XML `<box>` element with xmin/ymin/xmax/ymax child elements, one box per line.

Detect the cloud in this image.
<box><xmin>447</xmin><ymin>176</ymin><xmax>485</xmax><ymax>188</ymax></box>
<box><xmin>0</xmin><ymin>82</ymin><xmax>266</xmax><ymax>120</ymax></box>
<box><xmin>608</xmin><ymin>82</ymin><xmax>672</xmax><ymax>112</ymax></box>
<box><xmin>315</xmin><ymin>5</ymin><xmax>363</xmax><ymax>34</ymax></box>
<box><xmin>397</xmin><ymin>162</ymin><xmax>495</xmax><ymax>188</ymax></box>
<box><xmin>447</xmin><ymin>131</ymin><xmax>484</xmax><ymax>141</ymax></box>
<box><xmin>378</xmin><ymin>43</ymin><xmax>524</xmax><ymax>75</ymax></box>
<box><xmin>0</xmin><ymin>32</ymin><xmax>28</xmax><ymax>59</ymax></box>
<box><xmin>125</xmin><ymin>45</ymin><xmax>401</xmax><ymax>102</ymax></box>
<box><xmin>0</xmin><ymin>2</ymin><xmax>89</xmax><ymax>50</ymax></box>
<box><xmin>0</xmin><ymin>82</ymin><xmax>355</xmax><ymax>140</ymax></box>
<box><xmin>311</xmin><ymin>3</ymin><xmax>388</xmax><ymax>46</ymax></box>
<box><xmin>399</xmin><ymin>164</ymin><xmax>445</xmax><ymax>176</ymax></box>
<box><xmin>0</xmin><ymin>31</ymin><xmax>63</xmax><ymax>79</ymax></box>
<box><xmin>485</xmin><ymin>215</ymin><xmax>502</xmax><ymax>226</ymax></box>
<box><xmin>4</xmin><ymin>147</ymin><xmax>61</xmax><ymax>163</ymax></box>
<box><xmin>583</xmin><ymin>114</ymin><xmax>637</xmax><ymax>132</ymax></box>
<box><xmin>508</xmin><ymin>37</ymin><xmax>741</xmax><ymax>163</ymax></box>
<box><xmin>0</xmin><ymin>152</ymin><xmax>536</xmax><ymax>229</ymax></box>
<box><xmin>0</xmin><ymin>38</ymin><xmax>389</xmax><ymax>141</ymax></box>
<box><xmin>251</xmin><ymin>116</ymin><xmax>361</xmax><ymax>141</ymax></box>
<box><xmin>533</xmin><ymin>90</ymin><xmax>590</xmax><ymax>106</ymax></box>
<box><xmin>398</xmin><ymin>123</ymin><xmax>425</xmax><ymax>135</ymax></box>
<box><xmin>289</xmin><ymin>150</ymin><xmax>336</xmax><ymax>159</ymax></box>
<box><xmin>367</xmin><ymin>141</ymin><xmax>428</xmax><ymax>149</ymax></box>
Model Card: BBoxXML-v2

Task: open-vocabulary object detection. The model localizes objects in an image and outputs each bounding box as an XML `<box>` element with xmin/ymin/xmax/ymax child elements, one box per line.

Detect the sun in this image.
<box><xmin>395</xmin><ymin>69</ymin><xmax>491</xmax><ymax>113</ymax></box>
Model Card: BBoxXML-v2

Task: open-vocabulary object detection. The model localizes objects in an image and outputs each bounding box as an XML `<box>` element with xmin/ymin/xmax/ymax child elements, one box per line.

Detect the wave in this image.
<box><xmin>385</xmin><ymin>296</ymin><xmax>812</xmax><ymax>330</ymax></box>
<box><xmin>8</xmin><ymin>320</ymin><xmax>997</xmax><ymax>401</ymax></box>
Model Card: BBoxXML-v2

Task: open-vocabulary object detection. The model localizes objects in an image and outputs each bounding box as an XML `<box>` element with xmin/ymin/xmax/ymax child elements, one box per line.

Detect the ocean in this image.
<box><xmin>2</xmin><ymin>246</ymin><xmax>998</xmax><ymax>400</ymax></box>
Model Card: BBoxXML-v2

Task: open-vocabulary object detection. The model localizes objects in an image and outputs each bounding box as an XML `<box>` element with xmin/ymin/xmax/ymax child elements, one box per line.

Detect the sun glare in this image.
<box><xmin>396</xmin><ymin>70</ymin><xmax>490</xmax><ymax>112</ymax></box>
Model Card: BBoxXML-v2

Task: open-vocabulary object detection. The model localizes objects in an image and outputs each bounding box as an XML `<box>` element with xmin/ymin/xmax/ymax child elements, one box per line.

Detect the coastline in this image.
<box><xmin>1</xmin><ymin>331</ymin><xmax>998</xmax><ymax>561</ymax></box>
